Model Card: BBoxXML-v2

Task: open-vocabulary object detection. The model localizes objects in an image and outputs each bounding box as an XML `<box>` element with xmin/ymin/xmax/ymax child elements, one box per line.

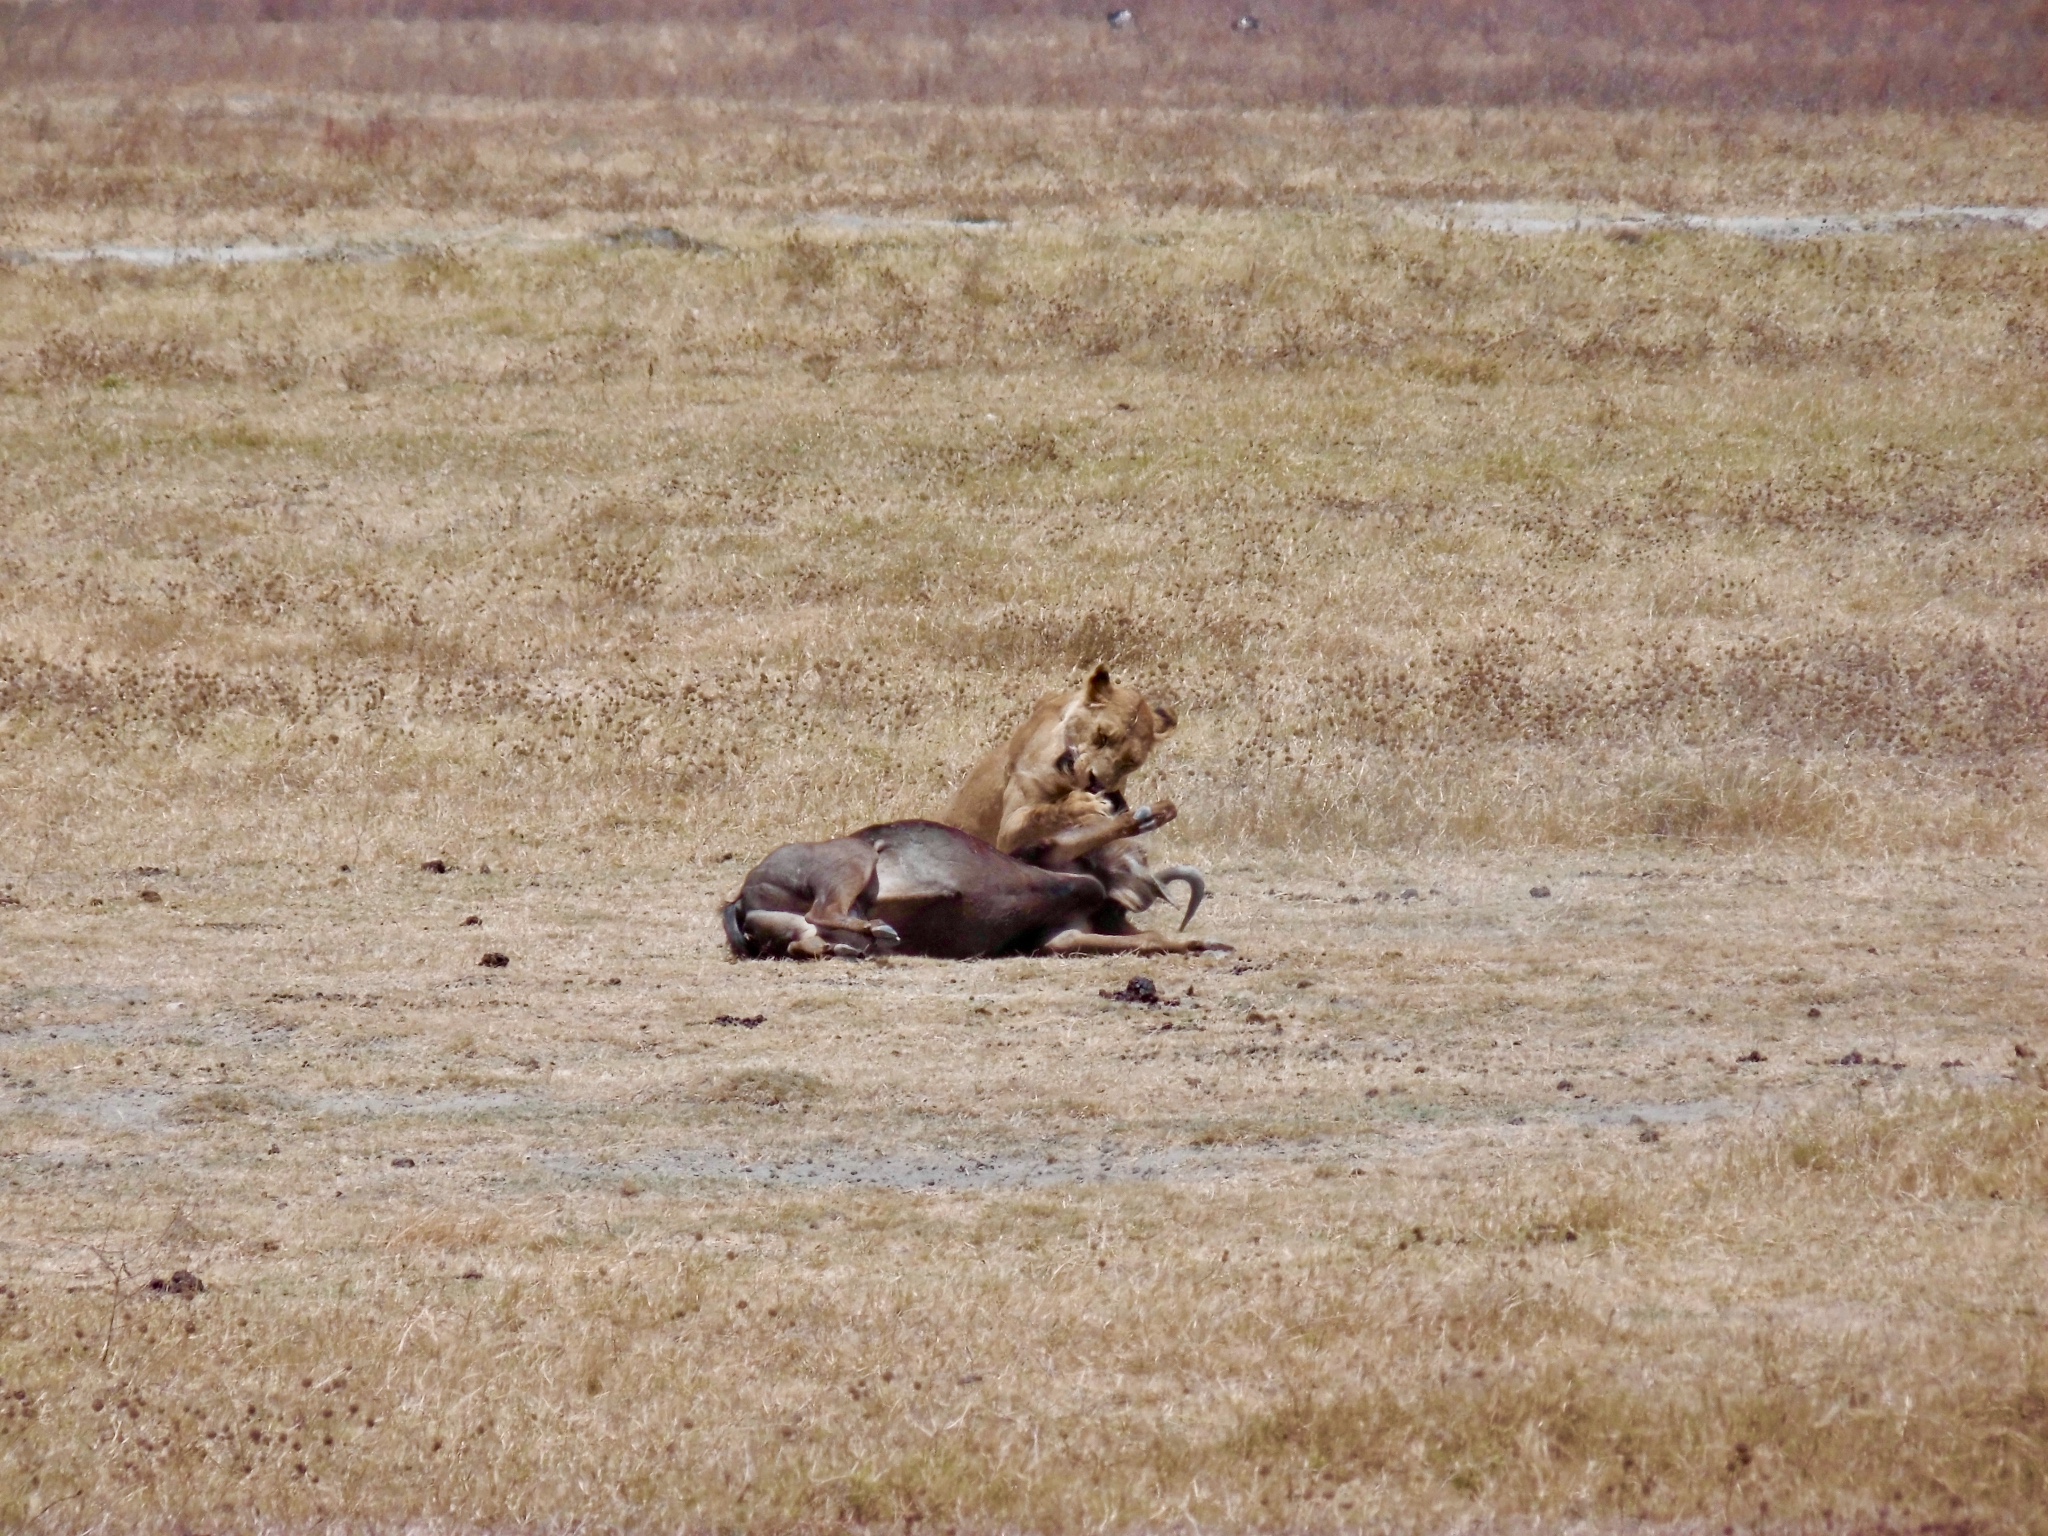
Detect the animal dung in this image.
<box><xmin>421</xmin><ymin>859</ymin><xmax>450</xmax><ymax>874</ymax></box>
<box><xmin>1101</xmin><ymin>976</ymin><xmax>1174</xmax><ymax>1005</ymax></box>
<box><xmin>478</xmin><ymin>952</ymin><xmax>510</xmax><ymax>968</ymax></box>
<box><xmin>148</xmin><ymin>1270</ymin><xmax>204</xmax><ymax>1297</ymax></box>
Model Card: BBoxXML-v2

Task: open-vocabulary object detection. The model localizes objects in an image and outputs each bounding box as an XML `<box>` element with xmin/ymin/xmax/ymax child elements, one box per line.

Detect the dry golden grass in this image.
<box><xmin>2</xmin><ymin>97</ymin><xmax>2046</xmax><ymax>865</ymax></box>
<box><xmin>2</xmin><ymin>91</ymin><xmax>2046</xmax><ymax>1533</ymax></box>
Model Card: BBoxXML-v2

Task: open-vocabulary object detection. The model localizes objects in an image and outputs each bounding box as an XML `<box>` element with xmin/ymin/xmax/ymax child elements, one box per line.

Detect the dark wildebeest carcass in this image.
<box><xmin>723</xmin><ymin>811</ymin><xmax>1223</xmax><ymax>960</ymax></box>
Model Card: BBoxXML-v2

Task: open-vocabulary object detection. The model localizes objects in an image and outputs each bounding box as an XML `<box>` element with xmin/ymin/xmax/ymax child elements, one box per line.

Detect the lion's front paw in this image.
<box><xmin>1063</xmin><ymin>790</ymin><xmax>1116</xmax><ymax>821</ymax></box>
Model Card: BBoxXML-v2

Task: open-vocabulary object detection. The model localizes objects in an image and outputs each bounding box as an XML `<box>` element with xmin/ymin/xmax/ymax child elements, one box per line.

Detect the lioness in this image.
<box><xmin>943</xmin><ymin>665</ymin><xmax>1212</xmax><ymax>945</ymax></box>
<box><xmin>943</xmin><ymin>664</ymin><xmax>1177</xmax><ymax>862</ymax></box>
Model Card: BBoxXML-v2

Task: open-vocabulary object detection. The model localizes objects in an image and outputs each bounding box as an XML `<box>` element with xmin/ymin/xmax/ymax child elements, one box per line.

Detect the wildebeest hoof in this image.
<box><xmin>1130</xmin><ymin>801</ymin><xmax>1178</xmax><ymax>834</ymax></box>
<box><xmin>869</xmin><ymin>922</ymin><xmax>900</xmax><ymax>946</ymax></box>
<box><xmin>827</xmin><ymin>943</ymin><xmax>866</xmax><ymax>959</ymax></box>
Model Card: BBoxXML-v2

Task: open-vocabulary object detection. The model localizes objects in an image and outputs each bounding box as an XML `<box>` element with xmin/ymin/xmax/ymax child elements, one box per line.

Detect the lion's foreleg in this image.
<box><xmin>1046</xmin><ymin>801</ymin><xmax>1175</xmax><ymax>864</ymax></box>
<box><xmin>1001</xmin><ymin>782</ymin><xmax>1177</xmax><ymax>860</ymax></box>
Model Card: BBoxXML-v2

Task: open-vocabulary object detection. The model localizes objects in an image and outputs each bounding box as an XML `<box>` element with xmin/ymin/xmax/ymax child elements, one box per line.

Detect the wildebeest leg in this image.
<box><xmin>743</xmin><ymin>909</ymin><xmax>832</xmax><ymax>959</ymax></box>
<box><xmin>798</xmin><ymin>843</ymin><xmax>903</xmax><ymax>953</ymax></box>
<box><xmin>733</xmin><ymin>835</ymin><xmax>892</xmax><ymax>959</ymax></box>
<box><xmin>1037</xmin><ymin>929</ymin><xmax>1233</xmax><ymax>956</ymax></box>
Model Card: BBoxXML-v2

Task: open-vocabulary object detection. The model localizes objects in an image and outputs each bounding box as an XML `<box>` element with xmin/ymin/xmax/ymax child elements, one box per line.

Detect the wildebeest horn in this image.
<box><xmin>1153</xmin><ymin>865</ymin><xmax>1206</xmax><ymax>930</ymax></box>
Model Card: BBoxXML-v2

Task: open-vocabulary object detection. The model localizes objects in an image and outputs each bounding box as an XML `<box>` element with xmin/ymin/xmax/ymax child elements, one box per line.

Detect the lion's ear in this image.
<box><xmin>1083</xmin><ymin>664</ymin><xmax>1114</xmax><ymax>702</ymax></box>
<box><xmin>1150</xmin><ymin>702</ymin><xmax>1177</xmax><ymax>736</ymax></box>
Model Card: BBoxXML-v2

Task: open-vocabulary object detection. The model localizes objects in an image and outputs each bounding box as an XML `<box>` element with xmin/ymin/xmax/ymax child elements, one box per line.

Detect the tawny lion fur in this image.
<box><xmin>942</xmin><ymin>664</ymin><xmax>1177</xmax><ymax>861</ymax></box>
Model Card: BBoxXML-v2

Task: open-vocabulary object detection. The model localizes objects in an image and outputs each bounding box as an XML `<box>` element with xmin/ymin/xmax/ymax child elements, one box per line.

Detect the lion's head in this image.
<box><xmin>1052</xmin><ymin>665</ymin><xmax>1177</xmax><ymax>804</ymax></box>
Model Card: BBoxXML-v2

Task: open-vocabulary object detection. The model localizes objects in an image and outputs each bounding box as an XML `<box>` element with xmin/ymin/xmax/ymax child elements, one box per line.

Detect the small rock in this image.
<box><xmin>1807</xmin><ymin>1006</ymin><xmax>1822</xmax><ymax>1018</ymax></box>
<box><xmin>1400</xmin><ymin>888</ymin><xmax>1419</xmax><ymax>900</ymax></box>
<box><xmin>1638</xmin><ymin>1126</ymin><xmax>1661</xmax><ymax>1143</ymax></box>
<box><xmin>479</xmin><ymin>952</ymin><xmax>510</xmax><ymax>968</ymax></box>
<box><xmin>421</xmin><ymin>859</ymin><xmax>449</xmax><ymax>874</ymax></box>
<box><xmin>1737</xmin><ymin>1049</ymin><xmax>1767</xmax><ymax>1063</ymax></box>
<box><xmin>391</xmin><ymin>1157</ymin><xmax>416</xmax><ymax>1168</ymax></box>
<box><xmin>1556</xmin><ymin>1079</ymin><xmax>1574</xmax><ymax>1091</ymax></box>
<box><xmin>149</xmin><ymin>1270</ymin><xmax>204</xmax><ymax>1297</ymax></box>
<box><xmin>460</xmin><ymin>915</ymin><xmax>481</xmax><ymax>927</ymax></box>
<box><xmin>2017</xmin><ymin>1042</ymin><xmax>2037</xmax><ymax>1059</ymax></box>
<box><xmin>711</xmin><ymin>1014</ymin><xmax>765</xmax><ymax>1028</ymax></box>
<box><xmin>1101</xmin><ymin>976</ymin><xmax>1172</xmax><ymax>1005</ymax></box>
<box><xmin>138</xmin><ymin>889</ymin><xmax>162</xmax><ymax>904</ymax></box>
<box><xmin>1529</xmin><ymin>886</ymin><xmax>1551</xmax><ymax>899</ymax></box>
<box><xmin>1833</xmin><ymin>1050</ymin><xmax>1867</xmax><ymax>1066</ymax></box>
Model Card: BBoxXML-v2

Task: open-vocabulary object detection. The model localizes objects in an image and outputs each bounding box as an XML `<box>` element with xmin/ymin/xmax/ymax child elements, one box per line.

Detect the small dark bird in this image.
<box><xmin>1233</xmin><ymin>14</ymin><xmax>1261</xmax><ymax>31</ymax></box>
<box><xmin>1107</xmin><ymin>8</ymin><xmax>1135</xmax><ymax>28</ymax></box>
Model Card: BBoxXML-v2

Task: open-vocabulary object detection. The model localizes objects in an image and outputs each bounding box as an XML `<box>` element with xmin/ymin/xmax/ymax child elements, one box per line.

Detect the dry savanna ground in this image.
<box><xmin>2</xmin><ymin>89</ymin><xmax>2047</xmax><ymax>1534</ymax></box>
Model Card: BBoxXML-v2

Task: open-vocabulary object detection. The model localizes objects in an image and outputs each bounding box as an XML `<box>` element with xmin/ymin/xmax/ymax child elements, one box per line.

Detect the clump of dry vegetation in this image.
<box><xmin>2</xmin><ymin>14</ymin><xmax>2046</xmax><ymax>1530</ymax></box>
